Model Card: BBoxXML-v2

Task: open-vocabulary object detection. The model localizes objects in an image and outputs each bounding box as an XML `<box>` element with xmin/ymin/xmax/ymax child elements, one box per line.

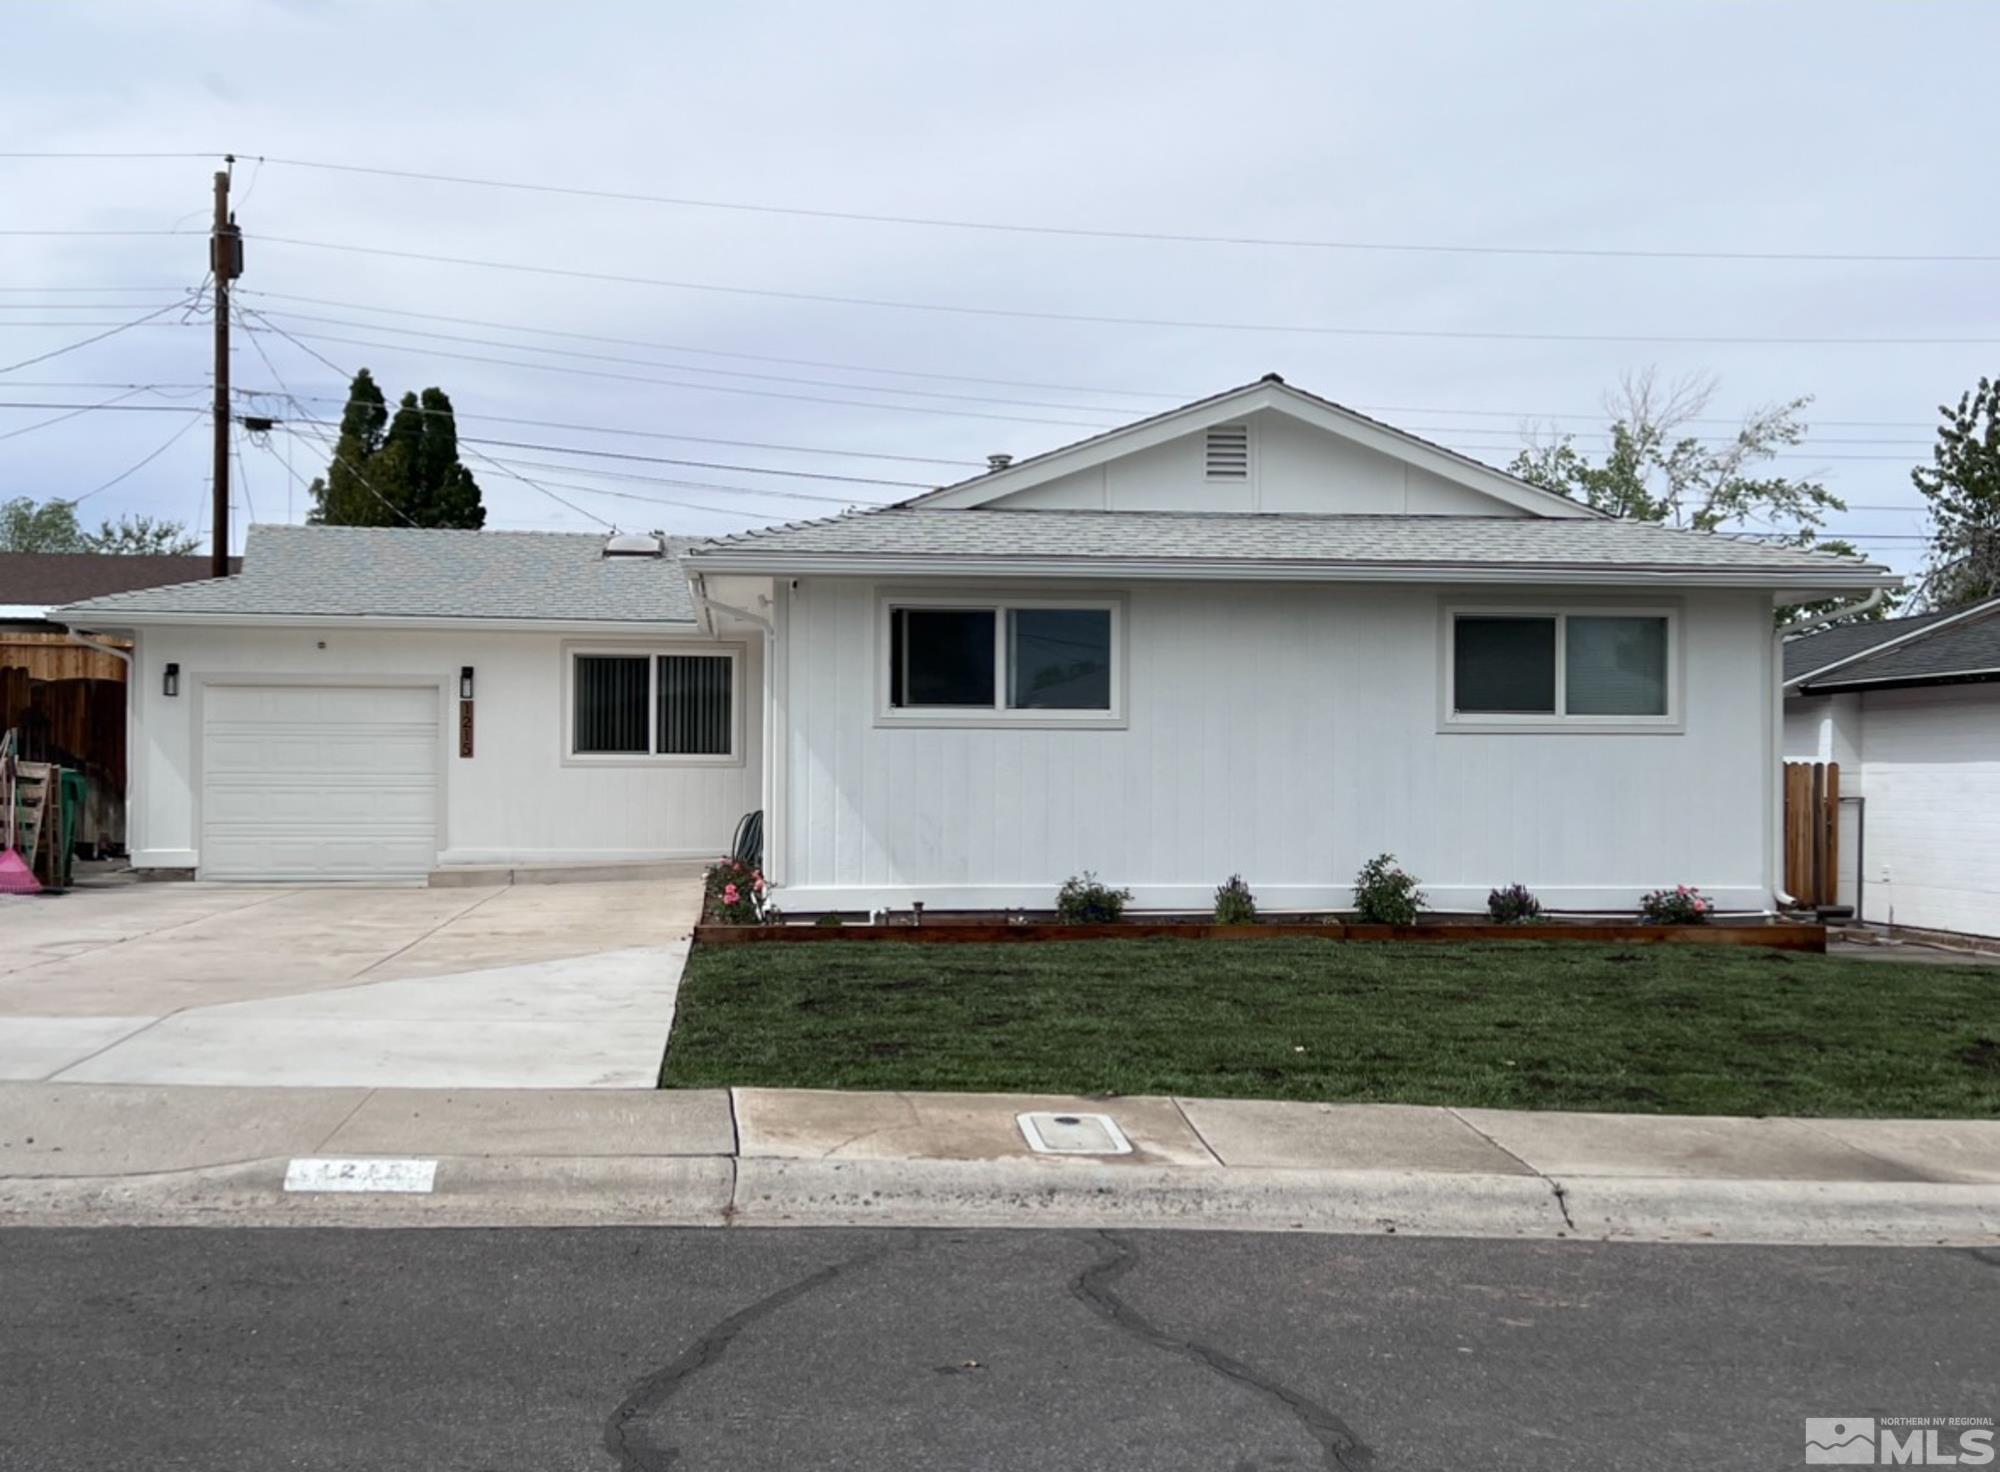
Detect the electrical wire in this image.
<box><xmin>0</xmin><ymin>386</ymin><xmax>160</xmax><ymax>442</ymax></box>
<box><xmin>68</xmin><ymin>412</ymin><xmax>206</xmax><ymax>506</ymax></box>
<box><xmin>250</xmin><ymin>233</ymin><xmax>2000</xmax><ymax>346</ymax></box>
<box><xmin>248</xmin><ymin>156</ymin><xmax>2000</xmax><ymax>265</ymax></box>
<box><xmin>0</xmin><ymin>297</ymin><xmax>196</xmax><ymax>375</ymax></box>
<box><xmin>239</xmin><ymin>323</ymin><xmax>1123</xmax><ymax>429</ymax></box>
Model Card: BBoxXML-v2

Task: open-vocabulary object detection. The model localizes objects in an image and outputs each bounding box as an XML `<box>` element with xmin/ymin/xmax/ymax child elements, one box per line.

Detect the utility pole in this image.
<box><xmin>209</xmin><ymin>156</ymin><xmax>242</xmax><ymax>578</ymax></box>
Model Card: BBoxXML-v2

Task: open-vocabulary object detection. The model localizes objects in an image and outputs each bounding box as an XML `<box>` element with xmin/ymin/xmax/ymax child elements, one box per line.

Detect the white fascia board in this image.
<box><xmin>909</xmin><ymin>381</ymin><xmax>1600</xmax><ymax>519</ymax></box>
<box><xmin>1780</xmin><ymin>595</ymin><xmax>2000</xmax><ymax>689</ymax></box>
<box><xmin>1806</xmin><ymin>664</ymin><xmax>2000</xmax><ymax>690</ymax></box>
<box><xmin>53</xmin><ymin>611</ymin><xmax>702</xmax><ymax>635</ymax></box>
<box><xmin>679</xmin><ymin>552</ymin><xmax>1895</xmax><ymax>591</ymax></box>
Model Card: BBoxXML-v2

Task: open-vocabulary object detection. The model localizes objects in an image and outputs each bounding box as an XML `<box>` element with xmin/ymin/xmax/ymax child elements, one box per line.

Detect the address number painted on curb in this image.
<box><xmin>284</xmin><ymin>1158</ymin><xmax>438</xmax><ymax>1194</ymax></box>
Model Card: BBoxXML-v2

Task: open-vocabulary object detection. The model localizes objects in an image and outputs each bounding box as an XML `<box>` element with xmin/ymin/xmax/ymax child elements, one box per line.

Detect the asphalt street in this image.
<box><xmin>4</xmin><ymin>1227</ymin><xmax>1996</xmax><ymax>1471</ymax></box>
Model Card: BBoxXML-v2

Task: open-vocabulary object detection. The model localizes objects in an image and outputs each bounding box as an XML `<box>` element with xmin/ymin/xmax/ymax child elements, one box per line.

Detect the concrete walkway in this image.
<box><xmin>4</xmin><ymin>1082</ymin><xmax>1996</xmax><ymax>1245</ymax></box>
<box><xmin>0</xmin><ymin>877</ymin><xmax>701</xmax><ymax>1087</ymax></box>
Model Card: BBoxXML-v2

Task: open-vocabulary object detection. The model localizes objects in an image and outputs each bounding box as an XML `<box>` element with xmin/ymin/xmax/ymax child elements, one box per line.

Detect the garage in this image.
<box><xmin>201</xmin><ymin>683</ymin><xmax>441</xmax><ymax>881</ymax></box>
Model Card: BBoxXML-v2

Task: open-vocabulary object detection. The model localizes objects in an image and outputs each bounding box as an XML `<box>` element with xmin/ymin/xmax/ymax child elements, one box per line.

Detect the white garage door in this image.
<box><xmin>202</xmin><ymin>684</ymin><xmax>440</xmax><ymax>881</ymax></box>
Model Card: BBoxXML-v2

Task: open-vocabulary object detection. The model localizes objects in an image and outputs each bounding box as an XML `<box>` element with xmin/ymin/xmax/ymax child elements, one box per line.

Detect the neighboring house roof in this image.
<box><xmin>1786</xmin><ymin>595</ymin><xmax>2000</xmax><ymax>692</ymax></box>
<box><xmin>904</xmin><ymin>374</ymin><xmax>1606</xmax><ymax>519</ymax></box>
<box><xmin>683</xmin><ymin>508</ymin><xmax>1895</xmax><ymax>588</ymax></box>
<box><xmin>57</xmin><ymin>524</ymin><xmax>700</xmax><ymax>626</ymax></box>
<box><xmin>0</xmin><ymin>551</ymin><xmax>237</xmax><ymax>624</ymax></box>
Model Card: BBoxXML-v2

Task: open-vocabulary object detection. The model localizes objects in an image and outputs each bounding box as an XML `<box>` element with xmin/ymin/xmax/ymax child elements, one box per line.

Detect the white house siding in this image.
<box><xmin>125</xmin><ymin>624</ymin><xmax>760</xmax><ymax>876</ymax></box>
<box><xmin>1844</xmin><ymin>684</ymin><xmax>2000</xmax><ymax>935</ymax></box>
<box><xmin>988</xmin><ymin>409</ymin><xmax>1531</xmax><ymax>516</ymax></box>
<box><xmin>775</xmin><ymin>579</ymin><xmax>1774</xmax><ymax>913</ymax></box>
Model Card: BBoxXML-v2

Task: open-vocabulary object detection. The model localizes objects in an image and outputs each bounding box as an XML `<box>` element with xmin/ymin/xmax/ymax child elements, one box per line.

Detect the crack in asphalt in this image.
<box><xmin>601</xmin><ymin>1235</ymin><xmax>915</xmax><ymax>1471</ymax></box>
<box><xmin>1069</xmin><ymin>1230</ymin><xmax>1373</xmax><ymax>1471</ymax></box>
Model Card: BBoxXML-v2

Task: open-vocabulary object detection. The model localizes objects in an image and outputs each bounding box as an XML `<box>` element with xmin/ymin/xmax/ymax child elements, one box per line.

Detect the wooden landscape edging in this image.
<box><xmin>692</xmin><ymin>920</ymin><xmax>1828</xmax><ymax>952</ymax></box>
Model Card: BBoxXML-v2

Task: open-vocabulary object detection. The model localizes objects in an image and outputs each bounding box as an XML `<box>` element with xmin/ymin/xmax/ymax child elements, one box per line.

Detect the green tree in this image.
<box><xmin>0</xmin><ymin>496</ymin><xmax>88</xmax><ymax>552</ymax></box>
<box><xmin>1511</xmin><ymin>369</ymin><xmax>1889</xmax><ymax>625</ymax></box>
<box><xmin>88</xmin><ymin>513</ymin><xmax>199</xmax><ymax>556</ymax></box>
<box><xmin>307</xmin><ymin>370</ymin><xmax>484</xmax><ymax>529</ymax></box>
<box><xmin>1911</xmin><ymin>375</ymin><xmax>2000</xmax><ymax>610</ymax></box>
<box><xmin>0</xmin><ymin>498</ymin><xmax>196</xmax><ymax>555</ymax></box>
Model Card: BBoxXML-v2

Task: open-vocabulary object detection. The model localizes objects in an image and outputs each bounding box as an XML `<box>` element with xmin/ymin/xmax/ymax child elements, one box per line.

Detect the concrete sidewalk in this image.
<box><xmin>5</xmin><ymin>1081</ymin><xmax>1997</xmax><ymax>1244</ymax></box>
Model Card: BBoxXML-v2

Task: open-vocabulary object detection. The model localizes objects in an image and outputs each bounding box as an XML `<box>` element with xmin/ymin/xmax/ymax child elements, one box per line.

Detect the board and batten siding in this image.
<box><xmin>125</xmin><ymin>624</ymin><xmax>759</xmax><ymax>874</ymax></box>
<box><xmin>776</xmin><ymin>579</ymin><xmax>1775</xmax><ymax>913</ymax></box>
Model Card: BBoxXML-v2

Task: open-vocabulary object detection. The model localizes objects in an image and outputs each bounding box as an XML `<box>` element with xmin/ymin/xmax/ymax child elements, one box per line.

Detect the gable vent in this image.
<box><xmin>1205</xmin><ymin>424</ymin><xmax>1250</xmax><ymax>479</ymax></box>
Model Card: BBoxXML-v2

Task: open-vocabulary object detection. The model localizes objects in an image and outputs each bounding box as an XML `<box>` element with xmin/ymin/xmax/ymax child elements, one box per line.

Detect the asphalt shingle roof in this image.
<box><xmin>1791</xmin><ymin>599</ymin><xmax>2000</xmax><ymax>689</ymax></box>
<box><xmin>687</xmin><ymin>508</ymin><xmax>1891</xmax><ymax>579</ymax></box>
<box><xmin>56</xmin><ymin>524</ymin><xmax>699</xmax><ymax>624</ymax></box>
<box><xmin>1783</xmin><ymin>607</ymin><xmax>1959</xmax><ymax>682</ymax></box>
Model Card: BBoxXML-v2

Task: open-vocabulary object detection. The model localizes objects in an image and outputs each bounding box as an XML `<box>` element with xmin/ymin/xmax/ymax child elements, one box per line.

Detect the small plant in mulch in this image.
<box><xmin>1352</xmin><ymin>853</ymin><xmax>1426</xmax><ymax>926</ymax></box>
<box><xmin>1054</xmin><ymin>871</ymin><xmax>1132</xmax><ymax>924</ymax></box>
<box><xmin>1638</xmin><ymin>885</ymin><xmax>1711</xmax><ymax>925</ymax></box>
<box><xmin>1213</xmin><ymin>874</ymin><xmax>1259</xmax><ymax>925</ymax></box>
<box><xmin>813</xmin><ymin>911</ymin><xmax>846</xmax><ymax>928</ymax></box>
<box><xmin>704</xmin><ymin>855</ymin><xmax>767</xmax><ymax>924</ymax></box>
<box><xmin>1486</xmin><ymin>882</ymin><xmax>1544</xmax><ymax>925</ymax></box>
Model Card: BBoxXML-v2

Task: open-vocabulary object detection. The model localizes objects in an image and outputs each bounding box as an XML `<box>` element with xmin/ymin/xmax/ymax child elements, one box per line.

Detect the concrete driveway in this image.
<box><xmin>0</xmin><ymin>875</ymin><xmax>702</xmax><ymax>1088</ymax></box>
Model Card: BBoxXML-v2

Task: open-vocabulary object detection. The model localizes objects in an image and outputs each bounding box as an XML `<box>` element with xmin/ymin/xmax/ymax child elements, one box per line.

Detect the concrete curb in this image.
<box><xmin>9</xmin><ymin>1153</ymin><xmax>1995</xmax><ymax>1245</ymax></box>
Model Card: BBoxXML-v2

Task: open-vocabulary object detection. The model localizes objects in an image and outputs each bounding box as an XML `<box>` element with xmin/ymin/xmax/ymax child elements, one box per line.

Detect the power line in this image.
<box><xmin>463</xmin><ymin>453</ymin><xmax>897</xmax><ymax>505</ymax></box>
<box><xmin>240</xmin><ymin>323</ymin><xmax>1123</xmax><ymax>429</ymax></box>
<box><xmin>0</xmin><ymin>400</ymin><xmax>205</xmax><ymax>415</ymax></box>
<box><xmin>249</xmin><ymin>306</ymin><xmax>1157</xmax><ymax>414</ymax></box>
<box><xmin>239</xmin><ymin>289</ymin><xmax>1176</xmax><ymax>401</ymax></box>
<box><xmin>0</xmin><ymin>296</ymin><xmax>195</xmax><ymax>375</ymax></box>
<box><xmin>242</xmin><ymin>304</ymin><xmax>614</xmax><ymax>529</ymax></box>
<box><xmin>250</xmin><ymin>234</ymin><xmax>2000</xmax><ymax>346</ymax></box>
<box><xmin>0</xmin><ymin>229</ymin><xmax>202</xmax><ymax>237</ymax></box>
<box><xmin>69</xmin><ymin>412</ymin><xmax>207</xmax><ymax>506</ymax></box>
<box><xmin>0</xmin><ymin>151</ymin><xmax>223</xmax><ymax>159</ymax></box>
<box><xmin>0</xmin><ymin>386</ymin><xmax>160</xmax><ymax>442</ymax></box>
<box><xmin>234</xmin><ymin>388</ymin><xmax>983</xmax><ymax>466</ymax></box>
<box><xmin>249</xmin><ymin>155</ymin><xmax>2000</xmax><ymax>265</ymax></box>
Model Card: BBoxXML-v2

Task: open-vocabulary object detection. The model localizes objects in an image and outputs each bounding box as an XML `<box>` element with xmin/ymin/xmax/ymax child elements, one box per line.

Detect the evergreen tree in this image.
<box><xmin>306</xmin><ymin>370</ymin><xmax>484</xmax><ymax>529</ymax></box>
<box><xmin>1911</xmin><ymin>376</ymin><xmax>2000</xmax><ymax>610</ymax></box>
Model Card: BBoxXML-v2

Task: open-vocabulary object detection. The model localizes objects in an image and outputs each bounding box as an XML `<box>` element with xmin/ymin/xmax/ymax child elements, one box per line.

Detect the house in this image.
<box><xmin>4</xmin><ymin>551</ymin><xmax>239</xmax><ymax>855</ymax></box>
<box><xmin>1783</xmin><ymin>595</ymin><xmax>2000</xmax><ymax>937</ymax></box>
<box><xmin>59</xmin><ymin>376</ymin><xmax>1894</xmax><ymax>908</ymax></box>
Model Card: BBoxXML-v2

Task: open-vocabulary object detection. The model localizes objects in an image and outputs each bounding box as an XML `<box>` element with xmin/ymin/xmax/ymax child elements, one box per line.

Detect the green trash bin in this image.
<box><xmin>54</xmin><ymin>769</ymin><xmax>86</xmax><ymax>890</ymax></box>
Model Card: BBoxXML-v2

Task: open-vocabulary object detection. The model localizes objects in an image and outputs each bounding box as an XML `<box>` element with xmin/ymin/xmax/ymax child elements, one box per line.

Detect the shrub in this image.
<box><xmin>813</xmin><ymin>911</ymin><xmax>845</xmax><ymax>927</ymax></box>
<box><xmin>1352</xmin><ymin>853</ymin><xmax>1426</xmax><ymax>926</ymax></box>
<box><xmin>1213</xmin><ymin>874</ymin><xmax>1258</xmax><ymax>925</ymax></box>
<box><xmin>1639</xmin><ymin>885</ymin><xmax>1711</xmax><ymax>925</ymax></box>
<box><xmin>1055</xmin><ymin>871</ymin><xmax>1131</xmax><ymax>924</ymax></box>
<box><xmin>1486</xmin><ymin>882</ymin><xmax>1543</xmax><ymax>925</ymax></box>
<box><xmin>704</xmin><ymin>855</ymin><xmax>766</xmax><ymax>924</ymax></box>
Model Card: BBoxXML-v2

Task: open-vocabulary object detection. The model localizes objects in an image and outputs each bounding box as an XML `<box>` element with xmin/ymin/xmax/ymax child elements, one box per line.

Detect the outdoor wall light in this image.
<box><xmin>459</xmin><ymin>666</ymin><xmax>475</xmax><ymax>700</ymax></box>
<box><xmin>162</xmin><ymin>662</ymin><xmax>180</xmax><ymax>698</ymax></box>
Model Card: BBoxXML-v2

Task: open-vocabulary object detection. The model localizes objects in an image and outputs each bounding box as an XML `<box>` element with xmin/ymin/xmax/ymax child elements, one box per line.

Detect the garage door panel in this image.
<box><xmin>202</xmin><ymin>684</ymin><xmax>439</xmax><ymax>882</ymax></box>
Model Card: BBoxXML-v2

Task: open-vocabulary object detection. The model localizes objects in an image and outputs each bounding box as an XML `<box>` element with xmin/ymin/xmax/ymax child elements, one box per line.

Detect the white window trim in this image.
<box><xmin>562</xmin><ymin>640</ymin><xmax>746</xmax><ymax>766</ymax></box>
<box><xmin>874</xmin><ymin>590</ymin><xmax>1128</xmax><ymax>730</ymax></box>
<box><xmin>1438</xmin><ymin>601</ymin><xmax>1684</xmax><ymax>735</ymax></box>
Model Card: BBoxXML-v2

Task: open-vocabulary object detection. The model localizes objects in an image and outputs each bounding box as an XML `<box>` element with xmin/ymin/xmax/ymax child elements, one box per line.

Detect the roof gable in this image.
<box><xmin>908</xmin><ymin>376</ymin><xmax>1600</xmax><ymax>520</ymax></box>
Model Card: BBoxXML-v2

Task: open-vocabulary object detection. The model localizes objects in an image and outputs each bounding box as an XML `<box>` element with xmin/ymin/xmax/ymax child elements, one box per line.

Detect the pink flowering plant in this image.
<box><xmin>704</xmin><ymin>856</ymin><xmax>768</xmax><ymax>925</ymax></box>
<box><xmin>1638</xmin><ymin>884</ymin><xmax>1711</xmax><ymax>925</ymax></box>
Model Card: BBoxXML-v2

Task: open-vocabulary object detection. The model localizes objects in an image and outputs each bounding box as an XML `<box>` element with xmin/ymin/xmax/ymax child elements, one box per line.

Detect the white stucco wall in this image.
<box><xmin>773</xmin><ymin>578</ymin><xmax>1776</xmax><ymax>913</ymax></box>
<box><xmin>125</xmin><ymin>623</ymin><xmax>760</xmax><ymax>874</ymax></box>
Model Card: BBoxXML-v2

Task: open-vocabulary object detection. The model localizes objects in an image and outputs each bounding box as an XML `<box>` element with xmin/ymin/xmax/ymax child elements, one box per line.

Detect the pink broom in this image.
<box><xmin>0</xmin><ymin>746</ymin><xmax>41</xmax><ymax>895</ymax></box>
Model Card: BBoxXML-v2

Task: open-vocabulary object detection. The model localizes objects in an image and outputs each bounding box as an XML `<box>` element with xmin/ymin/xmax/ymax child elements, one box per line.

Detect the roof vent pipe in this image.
<box><xmin>987</xmin><ymin>453</ymin><xmax>1013</xmax><ymax>472</ymax></box>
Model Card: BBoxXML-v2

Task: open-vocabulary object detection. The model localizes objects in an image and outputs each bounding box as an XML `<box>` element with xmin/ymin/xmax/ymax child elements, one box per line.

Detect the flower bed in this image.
<box><xmin>692</xmin><ymin>916</ymin><xmax>1826</xmax><ymax>951</ymax></box>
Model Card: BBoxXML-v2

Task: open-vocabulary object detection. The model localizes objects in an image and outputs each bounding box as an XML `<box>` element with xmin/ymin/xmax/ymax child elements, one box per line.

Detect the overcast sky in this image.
<box><xmin>3</xmin><ymin>0</ymin><xmax>1994</xmax><ymax>575</ymax></box>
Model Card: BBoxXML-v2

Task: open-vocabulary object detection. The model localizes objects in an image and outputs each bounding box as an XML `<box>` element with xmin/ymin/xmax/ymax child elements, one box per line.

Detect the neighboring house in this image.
<box><xmin>61</xmin><ymin>376</ymin><xmax>1893</xmax><ymax>906</ymax></box>
<box><xmin>2</xmin><ymin>551</ymin><xmax>236</xmax><ymax>679</ymax></box>
<box><xmin>1783</xmin><ymin>596</ymin><xmax>2000</xmax><ymax>937</ymax></box>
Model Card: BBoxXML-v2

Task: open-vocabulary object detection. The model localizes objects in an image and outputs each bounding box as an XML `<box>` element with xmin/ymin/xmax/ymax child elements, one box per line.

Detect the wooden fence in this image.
<box><xmin>1783</xmin><ymin>761</ymin><xmax>1841</xmax><ymax>908</ymax></box>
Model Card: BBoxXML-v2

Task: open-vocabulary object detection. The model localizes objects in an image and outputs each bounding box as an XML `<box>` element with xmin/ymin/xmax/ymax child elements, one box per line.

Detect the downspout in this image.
<box><xmin>1767</xmin><ymin>586</ymin><xmax>1887</xmax><ymax>910</ymax></box>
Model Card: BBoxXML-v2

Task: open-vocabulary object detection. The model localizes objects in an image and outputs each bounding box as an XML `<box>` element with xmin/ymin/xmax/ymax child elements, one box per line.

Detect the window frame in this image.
<box><xmin>875</xmin><ymin>590</ymin><xmax>1128</xmax><ymax>729</ymax></box>
<box><xmin>1438</xmin><ymin>601</ymin><xmax>1683</xmax><ymax>734</ymax></box>
<box><xmin>562</xmin><ymin>640</ymin><xmax>745</xmax><ymax>766</ymax></box>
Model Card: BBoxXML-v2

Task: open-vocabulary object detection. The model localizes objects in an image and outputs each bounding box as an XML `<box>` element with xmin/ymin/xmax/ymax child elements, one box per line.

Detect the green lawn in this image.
<box><xmin>662</xmin><ymin>939</ymin><xmax>2000</xmax><ymax>1117</ymax></box>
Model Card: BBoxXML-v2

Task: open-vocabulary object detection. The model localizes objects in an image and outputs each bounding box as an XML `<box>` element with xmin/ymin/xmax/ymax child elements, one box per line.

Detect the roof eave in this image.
<box><xmin>680</xmin><ymin>550</ymin><xmax>1896</xmax><ymax>589</ymax></box>
<box><xmin>55</xmin><ymin>610</ymin><xmax>701</xmax><ymax>634</ymax></box>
